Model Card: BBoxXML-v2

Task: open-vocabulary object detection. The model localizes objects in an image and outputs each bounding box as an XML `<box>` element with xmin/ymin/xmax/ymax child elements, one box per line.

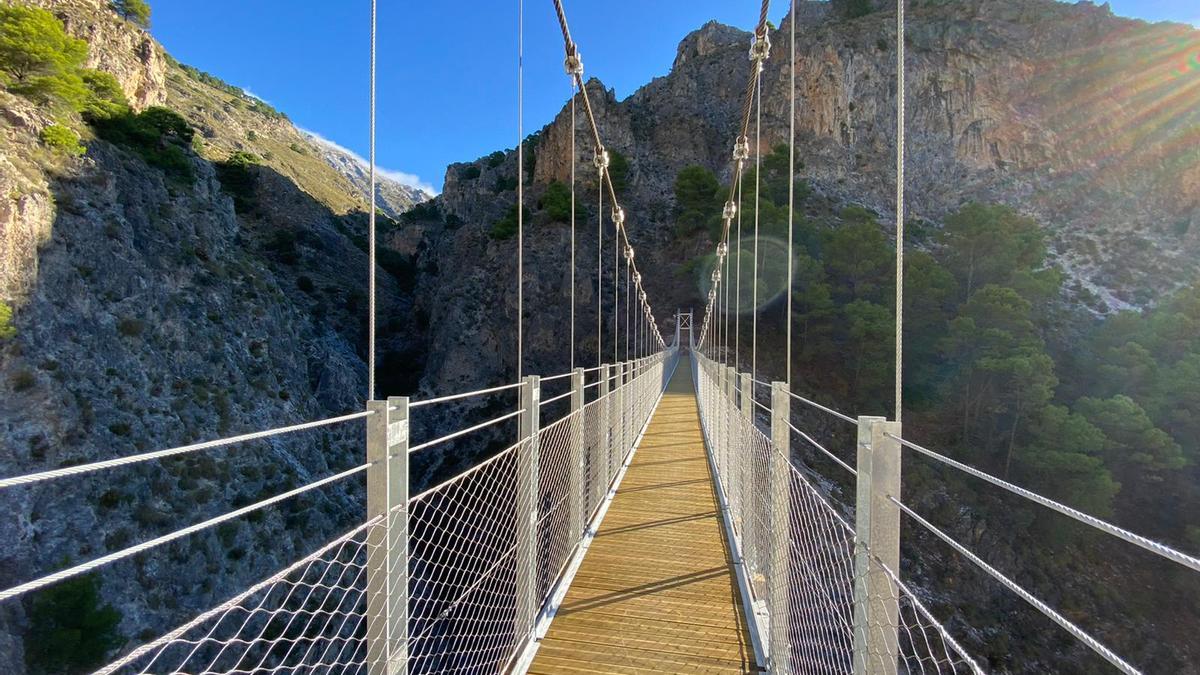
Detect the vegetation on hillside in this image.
<box><xmin>0</xmin><ymin>301</ymin><xmax>15</xmax><ymax>340</ymax></box>
<box><xmin>673</xmin><ymin>150</ymin><xmax>1199</xmax><ymax>547</ymax></box>
<box><xmin>111</xmin><ymin>0</ymin><xmax>151</xmax><ymax>28</ymax></box>
<box><xmin>0</xmin><ymin>5</ymin><xmax>128</xmax><ymax>115</ymax></box>
<box><xmin>25</xmin><ymin>573</ymin><xmax>122</xmax><ymax>674</ymax></box>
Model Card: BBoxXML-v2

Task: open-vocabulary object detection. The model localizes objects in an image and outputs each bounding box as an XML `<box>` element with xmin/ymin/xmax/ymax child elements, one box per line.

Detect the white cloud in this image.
<box><xmin>242</xmin><ymin>88</ymin><xmax>268</xmax><ymax>104</ymax></box>
<box><xmin>301</xmin><ymin>128</ymin><xmax>439</xmax><ymax>196</ymax></box>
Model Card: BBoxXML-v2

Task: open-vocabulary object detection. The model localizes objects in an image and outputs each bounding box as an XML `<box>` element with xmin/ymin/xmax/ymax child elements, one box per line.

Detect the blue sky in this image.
<box><xmin>149</xmin><ymin>1</ymin><xmax>1198</xmax><ymax>195</ymax></box>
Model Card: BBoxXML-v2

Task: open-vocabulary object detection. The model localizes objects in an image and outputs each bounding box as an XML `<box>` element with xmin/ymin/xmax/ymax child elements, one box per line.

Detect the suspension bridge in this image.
<box><xmin>3</xmin><ymin>0</ymin><xmax>1199</xmax><ymax>673</ymax></box>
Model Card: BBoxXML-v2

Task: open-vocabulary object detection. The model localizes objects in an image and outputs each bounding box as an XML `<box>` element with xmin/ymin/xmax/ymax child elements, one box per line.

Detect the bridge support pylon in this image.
<box><xmin>366</xmin><ymin>396</ymin><xmax>409</xmax><ymax>675</ymax></box>
<box><xmin>852</xmin><ymin>416</ymin><xmax>902</xmax><ymax>675</ymax></box>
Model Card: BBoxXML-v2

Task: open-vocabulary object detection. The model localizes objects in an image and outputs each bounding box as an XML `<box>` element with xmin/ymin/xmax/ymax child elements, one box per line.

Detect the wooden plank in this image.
<box><xmin>530</xmin><ymin>364</ymin><xmax>761</xmax><ymax>673</ymax></box>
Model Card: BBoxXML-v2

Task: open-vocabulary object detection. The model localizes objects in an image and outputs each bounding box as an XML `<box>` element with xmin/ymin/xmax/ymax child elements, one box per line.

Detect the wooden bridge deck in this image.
<box><xmin>529</xmin><ymin>363</ymin><xmax>759</xmax><ymax>673</ymax></box>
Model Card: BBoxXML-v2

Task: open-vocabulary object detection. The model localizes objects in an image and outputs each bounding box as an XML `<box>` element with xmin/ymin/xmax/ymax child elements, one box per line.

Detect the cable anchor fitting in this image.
<box><xmin>624</xmin><ymin>245</ymin><xmax>635</xmax><ymax>262</ymax></box>
<box><xmin>723</xmin><ymin>201</ymin><xmax>738</xmax><ymax>221</ymax></box>
<box><xmin>733</xmin><ymin>137</ymin><xmax>751</xmax><ymax>162</ymax></box>
<box><xmin>564</xmin><ymin>48</ymin><xmax>584</xmax><ymax>77</ymax></box>
<box><xmin>750</xmin><ymin>31</ymin><xmax>771</xmax><ymax>63</ymax></box>
<box><xmin>612</xmin><ymin>206</ymin><xmax>625</xmax><ymax>227</ymax></box>
<box><xmin>717</xmin><ymin>242</ymin><xmax>729</xmax><ymax>259</ymax></box>
<box><xmin>593</xmin><ymin>147</ymin><xmax>610</xmax><ymax>170</ymax></box>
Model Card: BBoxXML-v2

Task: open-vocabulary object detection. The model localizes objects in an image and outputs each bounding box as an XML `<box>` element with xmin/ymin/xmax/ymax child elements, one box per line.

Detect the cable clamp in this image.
<box><xmin>717</xmin><ymin>242</ymin><xmax>729</xmax><ymax>259</ymax></box>
<box><xmin>733</xmin><ymin>137</ymin><xmax>751</xmax><ymax>161</ymax></box>
<box><xmin>624</xmin><ymin>245</ymin><xmax>634</xmax><ymax>262</ymax></box>
<box><xmin>593</xmin><ymin>147</ymin><xmax>610</xmax><ymax>170</ymax></box>
<box><xmin>612</xmin><ymin>206</ymin><xmax>625</xmax><ymax>226</ymax></box>
<box><xmin>564</xmin><ymin>48</ymin><xmax>584</xmax><ymax>76</ymax></box>
<box><xmin>750</xmin><ymin>31</ymin><xmax>771</xmax><ymax>62</ymax></box>
<box><xmin>723</xmin><ymin>200</ymin><xmax>738</xmax><ymax>220</ymax></box>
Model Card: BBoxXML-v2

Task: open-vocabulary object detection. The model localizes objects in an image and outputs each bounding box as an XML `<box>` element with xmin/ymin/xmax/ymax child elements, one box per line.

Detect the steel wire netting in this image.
<box><xmin>98</xmin><ymin>352</ymin><xmax>675</xmax><ymax>675</ymax></box>
<box><xmin>692</xmin><ymin>353</ymin><xmax>983</xmax><ymax>675</ymax></box>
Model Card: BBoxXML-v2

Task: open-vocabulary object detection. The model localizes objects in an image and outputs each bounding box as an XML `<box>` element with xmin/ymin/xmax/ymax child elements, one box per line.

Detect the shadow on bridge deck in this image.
<box><xmin>529</xmin><ymin>364</ymin><xmax>760</xmax><ymax>673</ymax></box>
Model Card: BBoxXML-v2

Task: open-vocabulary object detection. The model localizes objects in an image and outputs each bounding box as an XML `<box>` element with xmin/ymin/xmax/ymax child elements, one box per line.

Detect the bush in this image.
<box><xmin>116</xmin><ymin>317</ymin><xmax>144</xmax><ymax>337</ymax></box>
<box><xmin>91</xmin><ymin>107</ymin><xmax>195</xmax><ymax>180</ymax></box>
<box><xmin>81</xmin><ymin>70</ymin><xmax>129</xmax><ymax>119</ymax></box>
<box><xmin>459</xmin><ymin>165</ymin><xmax>481</xmax><ymax>180</ymax></box>
<box><xmin>485</xmin><ymin>151</ymin><xmax>505</xmax><ymax>168</ymax></box>
<box><xmin>538</xmin><ymin>180</ymin><xmax>572</xmax><ymax>223</ymax></box>
<box><xmin>289</xmin><ymin>142</ymin><xmax>307</xmax><ymax>155</ymax></box>
<box><xmin>0</xmin><ymin>300</ymin><xmax>15</xmax><ymax>340</ymax></box>
<box><xmin>493</xmin><ymin>175</ymin><xmax>518</xmax><ymax>193</ymax></box>
<box><xmin>40</xmin><ymin>124</ymin><xmax>85</xmax><ymax>156</ymax></box>
<box><xmin>489</xmin><ymin>205</ymin><xmax>530</xmax><ymax>240</ymax></box>
<box><xmin>607</xmin><ymin>148</ymin><xmax>630</xmax><ymax>195</ymax></box>
<box><xmin>11</xmin><ymin>369</ymin><xmax>35</xmax><ymax>392</ymax></box>
<box><xmin>297</xmin><ymin>275</ymin><xmax>315</xmax><ymax>293</ymax></box>
<box><xmin>25</xmin><ymin>574</ymin><xmax>122</xmax><ymax>674</ymax></box>
<box><xmin>216</xmin><ymin>152</ymin><xmax>260</xmax><ymax>213</ymax></box>
<box><xmin>402</xmin><ymin>200</ymin><xmax>442</xmax><ymax>223</ymax></box>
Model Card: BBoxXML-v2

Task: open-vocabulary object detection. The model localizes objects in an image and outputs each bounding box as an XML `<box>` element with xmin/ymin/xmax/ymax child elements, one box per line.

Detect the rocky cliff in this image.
<box><xmin>0</xmin><ymin>2</ymin><xmax>427</xmax><ymax>670</ymax></box>
<box><xmin>409</xmin><ymin>0</ymin><xmax>1199</xmax><ymax>401</ymax></box>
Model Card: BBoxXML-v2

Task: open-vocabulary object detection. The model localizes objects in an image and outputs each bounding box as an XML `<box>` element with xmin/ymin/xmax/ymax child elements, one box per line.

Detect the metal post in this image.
<box><xmin>517</xmin><ymin>376</ymin><xmax>541</xmax><ymax>638</ymax></box>
<box><xmin>618</xmin><ymin>362</ymin><xmax>628</xmax><ymax>463</ymax></box>
<box><xmin>769</xmin><ymin>382</ymin><xmax>792</xmax><ymax>674</ymax></box>
<box><xmin>366</xmin><ymin>396</ymin><xmax>409</xmax><ymax>675</ymax></box>
<box><xmin>852</xmin><ymin>416</ymin><xmax>902</xmax><ymax>675</ymax></box>
<box><xmin>738</xmin><ymin>371</ymin><xmax>753</xmax><ymax>570</ymax></box>
<box><xmin>568</xmin><ymin>368</ymin><xmax>585</xmax><ymax>543</ymax></box>
<box><xmin>599</xmin><ymin>364</ymin><xmax>611</xmax><ymax>484</ymax></box>
<box><xmin>723</xmin><ymin>365</ymin><xmax>737</xmax><ymax>493</ymax></box>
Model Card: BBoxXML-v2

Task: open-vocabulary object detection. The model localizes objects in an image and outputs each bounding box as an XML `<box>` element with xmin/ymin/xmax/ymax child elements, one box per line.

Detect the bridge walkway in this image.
<box><xmin>529</xmin><ymin>364</ymin><xmax>759</xmax><ymax>673</ymax></box>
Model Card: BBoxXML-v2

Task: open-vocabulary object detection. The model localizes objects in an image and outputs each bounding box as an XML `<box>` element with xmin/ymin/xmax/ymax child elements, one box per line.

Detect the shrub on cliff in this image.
<box><xmin>92</xmin><ymin>106</ymin><xmax>196</xmax><ymax>180</ymax></box>
<box><xmin>489</xmin><ymin>204</ymin><xmax>530</xmax><ymax>240</ymax></box>
<box><xmin>0</xmin><ymin>301</ymin><xmax>15</xmax><ymax>340</ymax></box>
<box><xmin>40</xmin><ymin>124</ymin><xmax>86</xmax><ymax>156</ymax></box>
<box><xmin>25</xmin><ymin>573</ymin><xmax>122</xmax><ymax>674</ymax></box>
<box><xmin>538</xmin><ymin>180</ymin><xmax>572</xmax><ymax>223</ymax></box>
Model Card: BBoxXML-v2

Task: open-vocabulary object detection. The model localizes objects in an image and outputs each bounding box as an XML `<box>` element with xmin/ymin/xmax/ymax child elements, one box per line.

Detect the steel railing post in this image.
<box><xmin>769</xmin><ymin>382</ymin><xmax>792</xmax><ymax>674</ymax></box>
<box><xmin>568</xmin><ymin>368</ymin><xmax>585</xmax><ymax>544</ymax></box>
<box><xmin>517</xmin><ymin>376</ymin><xmax>541</xmax><ymax>639</ymax></box>
<box><xmin>366</xmin><ymin>396</ymin><xmax>409</xmax><ymax>675</ymax></box>
<box><xmin>738</xmin><ymin>371</ymin><xmax>753</xmax><ymax>567</ymax></box>
<box><xmin>852</xmin><ymin>416</ymin><xmax>902</xmax><ymax>675</ymax></box>
<box><xmin>599</xmin><ymin>364</ymin><xmax>611</xmax><ymax>483</ymax></box>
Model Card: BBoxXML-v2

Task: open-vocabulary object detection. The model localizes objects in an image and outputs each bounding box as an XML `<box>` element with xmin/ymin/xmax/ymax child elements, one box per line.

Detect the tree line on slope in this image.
<box><xmin>674</xmin><ymin>146</ymin><xmax>1198</xmax><ymax>548</ymax></box>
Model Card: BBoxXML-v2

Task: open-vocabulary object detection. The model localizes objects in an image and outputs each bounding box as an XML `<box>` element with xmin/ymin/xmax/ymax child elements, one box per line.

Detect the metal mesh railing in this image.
<box><xmin>691</xmin><ymin>352</ymin><xmax>982</xmax><ymax>675</ymax></box>
<box><xmin>97</xmin><ymin>518</ymin><xmax>379</xmax><ymax>674</ymax></box>
<box><xmin>96</xmin><ymin>349</ymin><xmax>677</xmax><ymax>675</ymax></box>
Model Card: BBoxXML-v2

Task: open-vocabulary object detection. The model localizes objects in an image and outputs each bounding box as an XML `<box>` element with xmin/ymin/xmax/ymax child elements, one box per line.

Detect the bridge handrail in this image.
<box><xmin>891</xmin><ymin>495</ymin><xmax>1139</xmax><ymax>674</ymax></box>
<box><xmin>0</xmin><ymin>462</ymin><xmax>372</xmax><ymax>602</ymax></box>
<box><xmin>889</xmin><ymin>432</ymin><xmax>1200</xmax><ymax>574</ymax></box>
<box><xmin>0</xmin><ymin>409</ymin><xmax>375</xmax><ymax>490</ymax></box>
